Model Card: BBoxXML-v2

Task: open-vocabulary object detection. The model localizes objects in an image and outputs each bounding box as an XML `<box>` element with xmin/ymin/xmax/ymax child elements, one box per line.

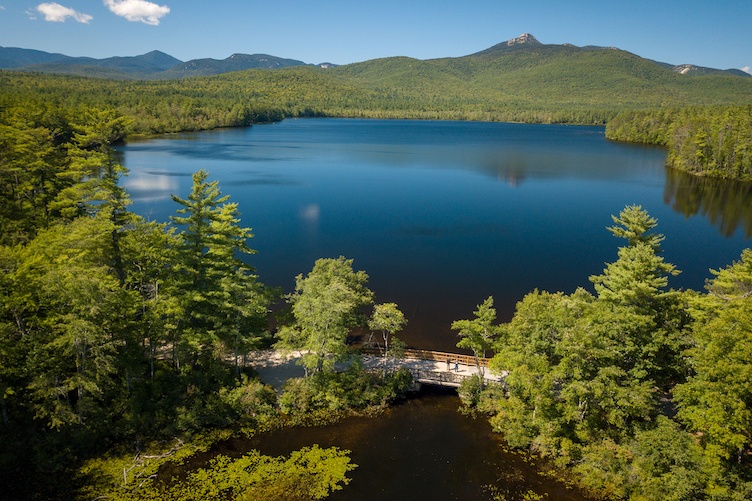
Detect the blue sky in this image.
<box><xmin>1</xmin><ymin>0</ymin><xmax>750</xmax><ymax>73</ymax></box>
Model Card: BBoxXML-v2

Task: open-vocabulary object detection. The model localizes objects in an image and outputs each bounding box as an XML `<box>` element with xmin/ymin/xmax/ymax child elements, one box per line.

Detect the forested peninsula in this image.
<box><xmin>1</xmin><ymin>35</ymin><xmax>752</xmax><ymax>500</ymax></box>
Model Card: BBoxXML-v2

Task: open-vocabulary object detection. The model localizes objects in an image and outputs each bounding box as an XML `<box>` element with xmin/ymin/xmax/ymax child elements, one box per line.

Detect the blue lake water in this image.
<box><xmin>121</xmin><ymin>118</ymin><xmax>752</xmax><ymax>352</ymax></box>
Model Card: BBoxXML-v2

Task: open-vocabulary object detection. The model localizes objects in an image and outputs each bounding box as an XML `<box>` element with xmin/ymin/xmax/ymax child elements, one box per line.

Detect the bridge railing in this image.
<box><xmin>359</xmin><ymin>346</ymin><xmax>489</xmax><ymax>367</ymax></box>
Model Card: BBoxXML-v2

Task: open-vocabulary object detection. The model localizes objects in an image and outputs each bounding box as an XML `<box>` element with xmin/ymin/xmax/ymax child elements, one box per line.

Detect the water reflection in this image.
<box><xmin>664</xmin><ymin>168</ymin><xmax>752</xmax><ymax>237</ymax></box>
<box><xmin>122</xmin><ymin>171</ymin><xmax>179</xmax><ymax>201</ymax></box>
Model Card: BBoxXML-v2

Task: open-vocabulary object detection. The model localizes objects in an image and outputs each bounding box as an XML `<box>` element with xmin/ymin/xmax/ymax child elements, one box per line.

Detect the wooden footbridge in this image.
<box><xmin>250</xmin><ymin>348</ymin><xmax>503</xmax><ymax>393</ymax></box>
<box><xmin>359</xmin><ymin>347</ymin><xmax>500</xmax><ymax>388</ymax></box>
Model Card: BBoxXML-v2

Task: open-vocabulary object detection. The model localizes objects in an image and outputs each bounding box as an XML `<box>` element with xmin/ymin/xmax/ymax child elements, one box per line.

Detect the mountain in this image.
<box><xmin>1</xmin><ymin>34</ymin><xmax>748</xmax><ymax>80</ymax></box>
<box><xmin>464</xmin><ymin>33</ymin><xmax>747</xmax><ymax>78</ymax></box>
<box><xmin>0</xmin><ymin>47</ymin><xmax>312</xmax><ymax>79</ymax></box>
<box><xmin>470</xmin><ymin>32</ymin><xmax>543</xmax><ymax>55</ymax></box>
<box><xmin>652</xmin><ymin>60</ymin><xmax>750</xmax><ymax>77</ymax></box>
<box><xmin>0</xmin><ymin>46</ymin><xmax>76</xmax><ymax>68</ymax></box>
<box><xmin>327</xmin><ymin>33</ymin><xmax>752</xmax><ymax>120</ymax></box>
<box><xmin>158</xmin><ymin>53</ymin><xmax>310</xmax><ymax>78</ymax></box>
<box><xmin>94</xmin><ymin>50</ymin><xmax>183</xmax><ymax>73</ymax></box>
<box><xmin>0</xmin><ymin>47</ymin><xmax>183</xmax><ymax>78</ymax></box>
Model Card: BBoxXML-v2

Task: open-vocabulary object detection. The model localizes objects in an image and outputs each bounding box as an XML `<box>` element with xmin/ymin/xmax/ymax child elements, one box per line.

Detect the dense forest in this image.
<box><xmin>0</xmin><ymin>103</ymin><xmax>413</xmax><ymax>499</ymax></box>
<box><xmin>1</xmin><ymin>52</ymin><xmax>752</xmax><ymax>498</ymax></box>
<box><xmin>455</xmin><ymin>205</ymin><xmax>752</xmax><ymax>500</ymax></box>
<box><xmin>606</xmin><ymin>106</ymin><xmax>752</xmax><ymax>180</ymax></box>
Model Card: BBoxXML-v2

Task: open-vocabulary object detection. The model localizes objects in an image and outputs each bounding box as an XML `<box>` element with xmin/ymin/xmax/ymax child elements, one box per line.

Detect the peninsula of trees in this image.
<box><xmin>457</xmin><ymin>206</ymin><xmax>752</xmax><ymax>500</ymax></box>
<box><xmin>0</xmin><ymin>106</ymin><xmax>412</xmax><ymax>499</ymax></box>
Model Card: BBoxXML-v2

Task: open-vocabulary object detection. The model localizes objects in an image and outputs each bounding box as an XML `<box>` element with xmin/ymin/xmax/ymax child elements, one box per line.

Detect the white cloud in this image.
<box><xmin>742</xmin><ymin>66</ymin><xmax>751</xmax><ymax>76</ymax></box>
<box><xmin>103</xmin><ymin>0</ymin><xmax>169</xmax><ymax>26</ymax></box>
<box><xmin>36</xmin><ymin>3</ymin><xmax>92</xmax><ymax>23</ymax></box>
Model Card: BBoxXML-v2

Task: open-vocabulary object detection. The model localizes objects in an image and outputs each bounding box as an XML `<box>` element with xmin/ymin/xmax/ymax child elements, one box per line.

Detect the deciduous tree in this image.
<box><xmin>276</xmin><ymin>257</ymin><xmax>373</xmax><ymax>375</ymax></box>
<box><xmin>368</xmin><ymin>302</ymin><xmax>406</xmax><ymax>372</ymax></box>
<box><xmin>452</xmin><ymin>296</ymin><xmax>498</xmax><ymax>386</ymax></box>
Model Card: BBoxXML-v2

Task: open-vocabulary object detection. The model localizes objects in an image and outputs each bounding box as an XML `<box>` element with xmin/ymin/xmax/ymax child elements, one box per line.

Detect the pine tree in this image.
<box><xmin>170</xmin><ymin>170</ymin><xmax>266</xmax><ymax>369</ymax></box>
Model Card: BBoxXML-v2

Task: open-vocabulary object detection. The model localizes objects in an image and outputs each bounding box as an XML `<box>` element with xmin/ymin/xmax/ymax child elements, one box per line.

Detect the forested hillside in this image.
<box><xmin>3</xmin><ymin>37</ymin><xmax>752</xmax><ymax>134</ymax></box>
<box><xmin>3</xmin><ymin>37</ymin><xmax>751</xmax><ymax>180</ymax></box>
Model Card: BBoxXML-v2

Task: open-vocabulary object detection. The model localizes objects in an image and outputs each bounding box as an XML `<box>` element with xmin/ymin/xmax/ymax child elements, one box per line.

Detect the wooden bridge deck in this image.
<box><xmin>250</xmin><ymin>348</ymin><xmax>504</xmax><ymax>392</ymax></box>
<box><xmin>360</xmin><ymin>347</ymin><xmax>500</xmax><ymax>388</ymax></box>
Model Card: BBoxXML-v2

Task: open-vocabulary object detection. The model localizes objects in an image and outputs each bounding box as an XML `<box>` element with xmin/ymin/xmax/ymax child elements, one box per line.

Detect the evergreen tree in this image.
<box><xmin>675</xmin><ymin>250</ymin><xmax>752</xmax><ymax>482</ymax></box>
<box><xmin>170</xmin><ymin>170</ymin><xmax>267</xmax><ymax>370</ymax></box>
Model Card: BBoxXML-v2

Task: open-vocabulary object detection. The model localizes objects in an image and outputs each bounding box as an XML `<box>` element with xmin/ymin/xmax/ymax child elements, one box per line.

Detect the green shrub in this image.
<box><xmin>458</xmin><ymin>374</ymin><xmax>484</xmax><ymax>408</ymax></box>
<box><xmin>279</xmin><ymin>364</ymin><xmax>412</xmax><ymax>416</ymax></box>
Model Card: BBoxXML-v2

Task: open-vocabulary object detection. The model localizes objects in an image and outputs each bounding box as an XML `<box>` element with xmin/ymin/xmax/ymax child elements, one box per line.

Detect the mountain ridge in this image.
<box><xmin>1</xmin><ymin>33</ymin><xmax>748</xmax><ymax>80</ymax></box>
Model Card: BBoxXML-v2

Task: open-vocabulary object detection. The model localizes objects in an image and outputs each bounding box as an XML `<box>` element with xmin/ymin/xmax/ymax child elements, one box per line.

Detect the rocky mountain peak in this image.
<box><xmin>507</xmin><ymin>33</ymin><xmax>541</xmax><ymax>46</ymax></box>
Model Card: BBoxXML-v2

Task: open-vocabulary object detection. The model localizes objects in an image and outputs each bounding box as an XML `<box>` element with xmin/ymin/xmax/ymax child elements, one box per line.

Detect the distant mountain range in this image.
<box><xmin>0</xmin><ymin>47</ymin><xmax>336</xmax><ymax>79</ymax></box>
<box><xmin>0</xmin><ymin>33</ymin><xmax>748</xmax><ymax>80</ymax></box>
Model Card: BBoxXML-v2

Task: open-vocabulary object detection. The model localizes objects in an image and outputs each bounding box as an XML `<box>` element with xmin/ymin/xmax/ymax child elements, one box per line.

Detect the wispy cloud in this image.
<box><xmin>35</xmin><ymin>3</ymin><xmax>93</xmax><ymax>23</ymax></box>
<box><xmin>742</xmin><ymin>66</ymin><xmax>751</xmax><ymax>76</ymax></box>
<box><xmin>103</xmin><ymin>0</ymin><xmax>169</xmax><ymax>26</ymax></box>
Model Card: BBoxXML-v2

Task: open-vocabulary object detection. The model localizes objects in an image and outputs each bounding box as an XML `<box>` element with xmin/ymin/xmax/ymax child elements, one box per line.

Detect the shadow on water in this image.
<box><xmin>182</xmin><ymin>387</ymin><xmax>595</xmax><ymax>501</ymax></box>
<box><xmin>664</xmin><ymin>167</ymin><xmax>752</xmax><ymax>238</ymax></box>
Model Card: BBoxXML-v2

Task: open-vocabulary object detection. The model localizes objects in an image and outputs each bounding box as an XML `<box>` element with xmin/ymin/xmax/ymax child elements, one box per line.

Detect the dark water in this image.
<box><xmin>207</xmin><ymin>388</ymin><xmax>593</xmax><ymax>500</ymax></box>
<box><xmin>122</xmin><ymin>118</ymin><xmax>752</xmax><ymax>352</ymax></box>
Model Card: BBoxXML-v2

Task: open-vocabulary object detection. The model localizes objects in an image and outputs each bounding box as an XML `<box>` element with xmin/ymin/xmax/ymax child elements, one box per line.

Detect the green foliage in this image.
<box><xmin>674</xmin><ymin>251</ymin><xmax>752</xmax><ymax>470</ymax></box>
<box><xmin>10</xmin><ymin>214</ymin><xmax>130</xmax><ymax>429</ymax></box>
<box><xmin>575</xmin><ymin>417</ymin><xmax>708</xmax><ymax>501</ymax></box>
<box><xmin>368</xmin><ymin>302</ymin><xmax>407</xmax><ymax>370</ymax></box>
<box><xmin>217</xmin><ymin>375</ymin><xmax>278</xmax><ymax>425</ymax></box>
<box><xmin>607</xmin><ymin>106</ymin><xmax>752</xmax><ymax>181</ymax></box>
<box><xmin>148</xmin><ymin>446</ymin><xmax>355</xmax><ymax>501</ymax></box>
<box><xmin>0</xmin><ymin>102</ymin><xmax>134</xmax><ymax>245</ymax></box>
<box><xmin>276</xmin><ymin>256</ymin><xmax>373</xmax><ymax>375</ymax></box>
<box><xmin>479</xmin><ymin>206</ymin><xmax>737</xmax><ymax>499</ymax></box>
<box><xmin>452</xmin><ymin>296</ymin><xmax>499</xmax><ymax>385</ymax></box>
<box><xmin>279</xmin><ymin>365</ymin><xmax>412</xmax><ymax>416</ymax></box>
<box><xmin>458</xmin><ymin>373</ymin><xmax>484</xmax><ymax>408</ymax></box>
<box><xmin>170</xmin><ymin>169</ymin><xmax>269</xmax><ymax>369</ymax></box>
<box><xmin>590</xmin><ymin>205</ymin><xmax>679</xmax><ymax>313</ymax></box>
<box><xmin>83</xmin><ymin>444</ymin><xmax>355</xmax><ymax>501</ymax></box>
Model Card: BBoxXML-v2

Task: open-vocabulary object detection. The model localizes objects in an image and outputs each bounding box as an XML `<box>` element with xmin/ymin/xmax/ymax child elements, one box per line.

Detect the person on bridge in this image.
<box><xmin>454</xmin><ymin>360</ymin><xmax>459</xmax><ymax>372</ymax></box>
<box><xmin>446</xmin><ymin>358</ymin><xmax>450</xmax><ymax>370</ymax></box>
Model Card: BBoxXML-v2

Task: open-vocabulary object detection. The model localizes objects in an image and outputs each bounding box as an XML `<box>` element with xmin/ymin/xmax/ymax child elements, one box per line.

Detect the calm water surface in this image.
<box><xmin>243</xmin><ymin>388</ymin><xmax>591</xmax><ymax>500</ymax></box>
<box><xmin>122</xmin><ymin>118</ymin><xmax>751</xmax><ymax>351</ymax></box>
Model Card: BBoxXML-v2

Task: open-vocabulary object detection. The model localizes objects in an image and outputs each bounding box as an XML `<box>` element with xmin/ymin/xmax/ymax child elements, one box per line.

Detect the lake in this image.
<box><xmin>121</xmin><ymin>118</ymin><xmax>752</xmax><ymax>352</ymax></box>
<box><xmin>123</xmin><ymin>119</ymin><xmax>751</xmax><ymax>499</ymax></box>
